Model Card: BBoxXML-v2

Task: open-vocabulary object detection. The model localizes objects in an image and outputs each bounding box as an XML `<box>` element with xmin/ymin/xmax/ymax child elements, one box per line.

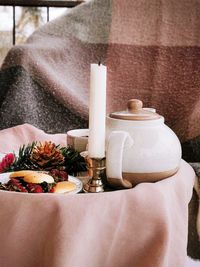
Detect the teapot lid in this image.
<box><xmin>109</xmin><ymin>99</ymin><xmax>161</xmax><ymax>121</ymax></box>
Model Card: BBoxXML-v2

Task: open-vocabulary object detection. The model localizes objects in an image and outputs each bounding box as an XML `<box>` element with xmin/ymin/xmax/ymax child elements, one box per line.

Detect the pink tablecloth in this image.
<box><xmin>0</xmin><ymin>124</ymin><xmax>195</xmax><ymax>267</ymax></box>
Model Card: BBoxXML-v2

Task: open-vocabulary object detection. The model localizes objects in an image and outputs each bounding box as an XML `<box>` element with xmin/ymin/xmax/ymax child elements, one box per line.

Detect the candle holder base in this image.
<box><xmin>83</xmin><ymin>178</ymin><xmax>104</xmax><ymax>193</ymax></box>
<box><xmin>81</xmin><ymin>152</ymin><xmax>106</xmax><ymax>193</ymax></box>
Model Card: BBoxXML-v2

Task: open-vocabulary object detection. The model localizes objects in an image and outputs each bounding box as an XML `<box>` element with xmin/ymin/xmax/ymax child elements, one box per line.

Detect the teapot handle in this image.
<box><xmin>106</xmin><ymin>131</ymin><xmax>134</xmax><ymax>188</ymax></box>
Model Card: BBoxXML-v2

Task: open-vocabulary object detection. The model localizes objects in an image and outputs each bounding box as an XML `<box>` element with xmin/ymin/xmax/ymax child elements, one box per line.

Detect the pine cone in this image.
<box><xmin>30</xmin><ymin>142</ymin><xmax>64</xmax><ymax>169</ymax></box>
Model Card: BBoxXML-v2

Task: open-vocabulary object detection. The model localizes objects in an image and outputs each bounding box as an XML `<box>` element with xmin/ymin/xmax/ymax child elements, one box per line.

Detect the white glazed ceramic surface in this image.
<box><xmin>67</xmin><ymin>129</ymin><xmax>89</xmax><ymax>152</ymax></box>
<box><xmin>106</xmin><ymin>115</ymin><xmax>182</xmax><ymax>187</ymax></box>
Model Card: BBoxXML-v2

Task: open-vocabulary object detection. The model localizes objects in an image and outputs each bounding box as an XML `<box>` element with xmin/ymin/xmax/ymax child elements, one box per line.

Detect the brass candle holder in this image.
<box><xmin>81</xmin><ymin>151</ymin><xmax>106</xmax><ymax>193</ymax></box>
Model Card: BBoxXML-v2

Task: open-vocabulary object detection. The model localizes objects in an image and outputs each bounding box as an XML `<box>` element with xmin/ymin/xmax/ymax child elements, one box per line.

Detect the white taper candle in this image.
<box><xmin>88</xmin><ymin>63</ymin><xmax>107</xmax><ymax>158</ymax></box>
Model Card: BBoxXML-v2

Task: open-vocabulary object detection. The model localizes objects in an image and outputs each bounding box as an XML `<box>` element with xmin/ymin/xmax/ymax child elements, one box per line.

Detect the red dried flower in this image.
<box><xmin>50</xmin><ymin>169</ymin><xmax>68</xmax><ymax>182</ymax></box>
<box><xmin>8</xmin><ymin>178</ymin><xmax>28</xmax><ymax>192</ymax></box>
<box><xmin>49</xmin><ymin>187</ymin><xmax>55</xmax><ymax>193</ymax></box>
<box><xmin>32</xmin><ymin>185</ymin><xmax>43</xmax><ymax>193</ymax></box>
<box><xmin>0</xmin><ymin>153</ymin><xmax>15</xmax><ymax>173</ymax></box>
<box><xmin>26</xmin><ymin>184</ymin><xmax>43</xmax><ymax>193</ymax></box>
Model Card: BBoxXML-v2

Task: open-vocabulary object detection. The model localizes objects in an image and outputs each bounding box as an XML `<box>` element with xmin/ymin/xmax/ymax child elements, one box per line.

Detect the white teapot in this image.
<box><xmin>106</xmin><ymin>99</ymin><xmax>182</xmax><ymax>188</ymax></box>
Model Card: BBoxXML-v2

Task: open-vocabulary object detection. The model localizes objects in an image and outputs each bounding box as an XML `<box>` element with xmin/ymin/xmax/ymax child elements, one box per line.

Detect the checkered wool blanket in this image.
<box><xmin>1</xmin><ymin>0</ymin><xmax>200</xmax><ymax>162</ymax></box>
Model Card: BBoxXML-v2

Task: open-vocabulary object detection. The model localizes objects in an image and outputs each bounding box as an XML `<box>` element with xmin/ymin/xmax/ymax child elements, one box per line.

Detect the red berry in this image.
<box><xmin>26</xmin><ymin>183</ymin><xmax>43</xmax><ymax>193</ymax></box>
<box><xmin>33</xmin><ymin>185</ymin><xmax>43</xmax><ymax>193</ymax></box>
<box><xmin>49</xmin><ymin>187</ymin><xmax>55</xmax><ymax>193</ymax></box>
<box><xmin>50</xmin><ymin>169</ymin><xmax>68</xmax><ymax>182</ymax></box>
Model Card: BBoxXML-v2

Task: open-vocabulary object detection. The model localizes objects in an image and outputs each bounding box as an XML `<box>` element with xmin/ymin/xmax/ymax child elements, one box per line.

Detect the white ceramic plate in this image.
<box><xmin>0</xmin><ymin>172</ymin><xmax>83</xmax><ymax>194</ymax></box>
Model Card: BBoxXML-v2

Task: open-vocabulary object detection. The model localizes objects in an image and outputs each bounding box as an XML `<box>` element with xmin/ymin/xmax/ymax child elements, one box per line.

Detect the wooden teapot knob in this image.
<box><xmin>127</xmin><ymin>99</ymin><xmax>143</xmax><ymax>112</ymax></box>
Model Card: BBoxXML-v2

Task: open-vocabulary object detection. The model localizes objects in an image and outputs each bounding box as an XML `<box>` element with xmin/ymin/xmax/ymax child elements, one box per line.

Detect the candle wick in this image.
<box><xmin>98</xmin><ymin>61</ymin><xmax>101</xmax><ymax>66</ymax></box>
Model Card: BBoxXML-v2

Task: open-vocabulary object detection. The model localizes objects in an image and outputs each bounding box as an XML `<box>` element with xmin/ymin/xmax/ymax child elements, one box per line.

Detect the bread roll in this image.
<box><xmin>23</xmin><ymin>172</ymin><xmax>54</xmax><ymax>184</ymax></box>
<box><xmin>10</xmin><ymin>170</ymin><xmax>36</xmax><ymax>178</ymax></box>
<box><xmin>53</xmin><ymin>181</ymin><xmax>76</xmax><ymax>193</ymax></box>
<box><xmin>10</xmin><ymin>170</ymin><xmax>54</xmax><ymax>184</ymax></box>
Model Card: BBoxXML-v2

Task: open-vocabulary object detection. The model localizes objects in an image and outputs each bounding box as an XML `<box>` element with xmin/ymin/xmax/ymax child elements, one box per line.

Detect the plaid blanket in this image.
<box><xmin>0</xmin><ymin>0</ymin><xmax>200</xmax><ymax>163</ymax></box>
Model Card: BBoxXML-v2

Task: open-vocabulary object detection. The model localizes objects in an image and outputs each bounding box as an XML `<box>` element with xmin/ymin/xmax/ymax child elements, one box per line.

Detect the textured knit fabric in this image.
<box><xmin>1</xmin><ymin>0</ymin><xmax>200</xmax><ymax>160</ymax></box>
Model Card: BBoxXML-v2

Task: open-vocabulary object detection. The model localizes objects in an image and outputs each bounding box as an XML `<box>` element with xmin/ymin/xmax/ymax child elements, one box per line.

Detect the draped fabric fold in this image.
<box><xmin>0</xmin><ymin>124</ymin><xmax>196</xmax><ymax>267</ymax></box>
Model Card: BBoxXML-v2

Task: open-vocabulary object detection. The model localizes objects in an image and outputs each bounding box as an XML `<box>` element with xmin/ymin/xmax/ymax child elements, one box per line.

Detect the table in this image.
<box><xmin>0</xmin><ymin>124</ymin><xmax>195</xmax><ymax>267</ymax></box>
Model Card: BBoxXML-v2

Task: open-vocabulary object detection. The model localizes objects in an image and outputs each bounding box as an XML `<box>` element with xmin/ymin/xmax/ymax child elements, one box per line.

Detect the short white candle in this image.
<box><xmin>88</xmin><ymin>63</ymin><xmax>107</xmax><ymax>158</ymax></box>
